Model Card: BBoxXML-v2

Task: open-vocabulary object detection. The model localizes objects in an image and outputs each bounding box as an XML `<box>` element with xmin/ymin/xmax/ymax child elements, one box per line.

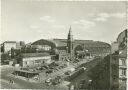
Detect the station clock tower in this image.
<box><xmin>67</xmin><ymin>26</ymin><xmax>74</xmax><ymax>60</ymax></box>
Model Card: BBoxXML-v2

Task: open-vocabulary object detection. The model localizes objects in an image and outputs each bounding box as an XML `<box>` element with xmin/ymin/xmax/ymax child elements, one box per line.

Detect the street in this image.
<box><xmin>0</xmin><ymin>65</ymin><xmax>68</xmax><ymax>89</ymax></box>
<box><xmin>0</xmin><ymin>58</ymin><xmax>93</xmax><ymax>89</ymax></box>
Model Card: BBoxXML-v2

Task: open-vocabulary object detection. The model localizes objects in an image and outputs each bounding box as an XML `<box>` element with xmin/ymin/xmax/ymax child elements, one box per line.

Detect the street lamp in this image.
<box><xmin>66</xmin><ymin>46</ymin><xmax>68</xmax><ymax>53</ymax></box>
<box><xmin>82</xmin><ymin>67</ymin><xmax>86</xmax><ymax>71</ymax></box>
<box><xmin>36</xmin><ymin>48</ymin><xmax>39</xmax><ymax>53</ymax></box>
<box><xmin>85</xmin><ymin>49</ymin><xmax>88</xmax><ymax>52</ymax></box>
<box><xmin>88</xmin><ymin>79</ymin><xmax>92</xmax><ymax>90</ymax></box>
<box><xmin>89</xmin><ymin>80</ymin><xmax>92</xmax><ymax>82</ymax></box>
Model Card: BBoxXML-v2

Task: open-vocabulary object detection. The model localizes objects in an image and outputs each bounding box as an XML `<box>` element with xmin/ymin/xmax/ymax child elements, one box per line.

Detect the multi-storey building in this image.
<box><xmin>3</xmin><ymin>41</ymin><xmax>17</xmax><ymax>53</ymax></box>
<box><xmin>110</xmin><ymin>50</ymin><xmax>119</xmax><ymax>90</ymax></box>
<box><xmin>16</xmin><ymin>41</ymin><xmax>25</xmax><ymax>50</ymax></box>
<box><xmin>110</xmin><ymin>42</ymin><xmax>119</xmax><ymax>90</ymax></box>
<box><xmin>1</xmin><ymin>41</ymin><xmax>25</xmax><ymax>53</ymax></box>
<box><xmin>117</xmin><ymin>29</ymin><xmax>127</xmax><ymax>90</ymax></box>
<box><xmin>111</xmin><ymin>42</ymin><xmax>119</xmax><ymax>54</ymax></box>
<box><xmin>110</xmin><ymin>29</ymin><xmax>127</xmax><ymax>90</ymax></box>
<box><xmin>18</xmin><ymin>53</ymin><xmax>52</xmax><ymax>68</ymax></box>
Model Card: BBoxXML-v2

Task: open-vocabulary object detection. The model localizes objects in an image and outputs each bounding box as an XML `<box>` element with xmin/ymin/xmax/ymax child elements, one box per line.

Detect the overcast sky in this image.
<box><xmin>1</xmin><ymin>0</ymin><xmax>127</xmax><ymax>44</ymax></box>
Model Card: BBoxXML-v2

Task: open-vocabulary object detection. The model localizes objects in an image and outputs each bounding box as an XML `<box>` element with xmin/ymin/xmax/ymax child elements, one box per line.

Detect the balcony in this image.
<box><xmin>119</xmin><ymin>65</ymin><xmax>127</xmax><ymax>69</ymax></box>
<box><xmin>119</xmin><ymin>75</ymin><xmax>127</xmax><ymax>80</ymax></box>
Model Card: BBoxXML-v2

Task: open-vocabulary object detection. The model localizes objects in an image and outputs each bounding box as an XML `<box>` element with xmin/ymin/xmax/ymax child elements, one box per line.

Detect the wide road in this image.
<box><xmin>0</xmin><ymin>65</ymin><xmax>68</xmax><ymax>89</ymax></box>
<box><xmin>0</xmin><ymin>58</ymin><xmax>93</xmax><ymax>89</ymax></box>
<box><xmin>69</xmin><ymin>58</ymin><xmax>101</xmax><ymax>86</ymax></box>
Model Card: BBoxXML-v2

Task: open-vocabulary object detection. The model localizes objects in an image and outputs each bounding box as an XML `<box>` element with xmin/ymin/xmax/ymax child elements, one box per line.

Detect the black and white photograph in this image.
<box><xmin>0</xmin><ymin>0</ymin><xmax>127</xmax><ymax>90</ymax></box>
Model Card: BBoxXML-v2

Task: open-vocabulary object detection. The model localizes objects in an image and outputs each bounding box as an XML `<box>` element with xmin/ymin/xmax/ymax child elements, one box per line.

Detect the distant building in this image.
<box><xmin>16</xmin><ymin>41</ymin><xmax>25</xmax><ymax>49</ymax></box>
<box><xmin>111</xmin><ymin>42</ymin><xmax>119</xmax><ymax>54</ymax></box>
<box><xmin>3</xmin><ymin>41</ymin><xmax>17</xmax><ymax>53</ymax></box>
<box><xmin>2</xmin><ymin>41</ymin><xmax>25</xmax><ymax>53</ymax></box>
<box><xmin>18</xmin><ymin>53</ymin><xmax>52</xmax><ymax>68</ymax></box>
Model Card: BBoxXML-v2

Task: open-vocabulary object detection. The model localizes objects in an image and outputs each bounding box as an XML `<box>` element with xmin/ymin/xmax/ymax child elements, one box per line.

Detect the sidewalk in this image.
<box><xmin>0</xmin><ymin>79</ymin><xmax>22</xmax><ymax>89</ymax></box>
<box><xmin>0</xmin><ymin>65</ymin><xmax>14</xmax><ymax>69</ymax></box>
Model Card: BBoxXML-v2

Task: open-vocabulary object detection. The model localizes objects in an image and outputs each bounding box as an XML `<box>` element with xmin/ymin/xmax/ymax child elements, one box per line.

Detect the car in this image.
<box><xmin>45</xmin><ymin>78</ymin><xmax>52</xmax><ymax>86</ymax></box>
<box><xmin>34</xmin><ymin>76</ymin><xmax>39</xmax><ymax>80</ymax></box>
<box><xmin>42</xmin><ymin>65</ymin><xmax>49</xmax><ymax>69</ymax></box>
<box><xmin>49</xmin><ymin>67</ymin><xmax>55</xmax><ymax>69</ymax></box>
<box><xmin>64</xmin><ymin>71</ymin><xmax>72</xmax><ymax>76</ymax></box>
<box><xmin>38</xmin><ymin>67</ymin><xmax>44</xmax><ymax>70</ymax></box>
<box><xmin>55</xmin><ymin>68</ymin><xmax>59</xmax><ymax>71</ymax></box>
<box><xmin>46</xmin><ymin>69</ymin><xmax>53</xmax><ymax>74</ymax></box>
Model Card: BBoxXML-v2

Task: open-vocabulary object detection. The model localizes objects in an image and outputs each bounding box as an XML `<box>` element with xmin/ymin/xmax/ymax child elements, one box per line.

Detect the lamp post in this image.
<box><xmin>36</xmin><ymin>48</ymin><xmax>39</xmax><ymax>53</ymax></box>
<box><xmin>88</xmin><ymin>79</ymin><xmax>92</xmax><ymax>90</ymax></box>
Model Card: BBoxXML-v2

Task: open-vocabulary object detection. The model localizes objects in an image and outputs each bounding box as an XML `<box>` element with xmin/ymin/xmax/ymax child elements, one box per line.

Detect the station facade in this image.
<box><xmin>31</xmin><ymin>27</ymin><xmax>111</xmax><ymax>61</ymax></box>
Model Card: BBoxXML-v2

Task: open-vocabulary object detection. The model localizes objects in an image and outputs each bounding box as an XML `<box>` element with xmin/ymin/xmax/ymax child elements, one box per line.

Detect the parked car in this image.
<box><xmin>52</xmin><ymin>76</ymin><xmax>62</xmax><ymax>85</ymax></box>
<box><xmin>42</xmin><ymin>65</ymin><xmax>49</xmax><ymax>69</ymax></box>
<box><xmin>45</xmin><ymin>78</ymin><xmax>52</xmax><ymax>86</ymax></box>
<box><xmin>46</xmin><ymin>69</ymin><xmax>53</xmax><ymax>74</ymax></box>
<box><xmin>64</xmin><ymin>71</ymin><xmax>72</xmax><ymax>76</ymax></box>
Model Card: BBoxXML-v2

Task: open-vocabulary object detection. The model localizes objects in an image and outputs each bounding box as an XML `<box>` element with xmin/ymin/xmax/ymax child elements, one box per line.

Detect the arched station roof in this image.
<box><xmin>31</xmin><ymin>39</ymin><xmax>56</xmax><ymax>48</ymax></box>
<box><xmin>31</xmin><ymin>39</ymin><xmax>111</xmax><ymax>51</ymax></box>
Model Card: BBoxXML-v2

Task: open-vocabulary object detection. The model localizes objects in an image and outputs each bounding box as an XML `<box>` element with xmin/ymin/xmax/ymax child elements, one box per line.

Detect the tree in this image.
<box><xmin>50</xmin><ymin>49</ymin><xmax>56</xmax><ymax>55</ymax></box>
<box><xmin>21</xmin><ymin>46</ymin><xmax>26</xmax><ymax>53</ymax></box>
<box><xmin>11</xmin><ymin>47</ymin><xmax>15</xmax><ymax>59</ymax></box>
<box><xmin>21</xmin><ymin>46</ymin><xmax>36</xmax><ymax>53</ymax></box>
<box><xmin>1</xmin><ymin>45</ymin><xmax>4</xmax><ymax>52</ymax></box>
<box><xmin>15</xmin><ymin>49</ymin><xmax>21</xmax><ymax>56</ymax></box>
<box><xmin>15</xmin><ymin>54</ymin><xmax>23</xmax><ymax>64</ymax></box>
<box><xmin>1</xmin><ymin>53</ymin><xmax>11</xmax><ymax>63</ymax></box>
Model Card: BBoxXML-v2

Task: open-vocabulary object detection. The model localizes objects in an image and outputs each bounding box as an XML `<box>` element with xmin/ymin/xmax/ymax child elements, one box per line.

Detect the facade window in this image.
<box><xmin>113</xmin><ymin>75</ymin><xmax>117</xmax><ymax>80</ymax></box>
<box><xmin>25</xmin><ymin>61</ymin><xmax>27</xmax><ymax>65</ymax></box>
<box><xmin>119</xmin><ymin>59</ymin><xmax>126</xmax><ymax>66</ymax></box>
<box><xmin>122</xmin><ymin>60</ymin><xmax>126</xmax><ymax>66</ymax></box>
<box><xmin>42</xmin><ymin>45</ymin><xmax>51</xmax><ymax>51</ymax></box>
<box><xmin>121</xmin><ymin>69</ymin><xmax>126</xmax><ymax>76</ymax></box>
<box><xmin>119</xmin><ymin>79</ymin><xmax>126</xmax><ymax>84</ymax></box>
<box><xmin>37</xmin><ymin>45</ymin><xmax>51</xmax><ymax>51</ymax></box>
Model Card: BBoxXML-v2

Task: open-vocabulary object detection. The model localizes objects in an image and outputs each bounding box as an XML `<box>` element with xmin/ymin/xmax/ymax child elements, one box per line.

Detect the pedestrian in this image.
<box><xmin>9</xmin><ymin>79</ymin><xmax>14</xmax><ymax>84</ymax></box>
<box><xmin>12</xmin><ymin>80</ymin><xmax>14</xmax><ymax>84</ymax></box>
<box><xmin>9</xmin><ymin>79</ymin><xmax>12</xmax><ymax>84</ymax></box>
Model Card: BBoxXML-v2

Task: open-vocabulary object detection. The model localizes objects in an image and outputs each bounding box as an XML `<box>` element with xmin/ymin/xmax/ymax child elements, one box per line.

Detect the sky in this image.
<box><xmin>1</xmin><ymin>0</ymin><xmax>127</xmax><ymax>44</ymax></box>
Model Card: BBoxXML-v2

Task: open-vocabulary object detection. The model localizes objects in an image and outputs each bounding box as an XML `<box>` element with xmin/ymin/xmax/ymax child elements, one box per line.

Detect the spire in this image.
<box><xmin>68</xmin><ymin>26</ymin><xmax>72</xmax><ymax>36</ymax></box>
<box><xmin>67</xmin><ymin>26</ymin><xmax>74</xmax><ymax>60</ymax></box>
<box><xmin>69</xmin><ymin>25</ymin><xmax>71</xmax><ymax>32</ymax></box>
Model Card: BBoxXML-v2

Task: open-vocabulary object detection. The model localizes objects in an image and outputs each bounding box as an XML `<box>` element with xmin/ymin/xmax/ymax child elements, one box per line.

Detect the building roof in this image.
<box><xmin>15</xmin><ymin>69</ymin><xmax>40</xmax><ymax>74</ymax></box>
<box><xmin>52</xmin><ymin>39</ymin><xmax>110</xmax><ymax>47</ymax></box>
<box><xmin>32</xmin><ymin>39</ymin><xmax>56</xmax><ymax>48</ymax></box>
<box><xmin>4</xmin><ymin>41</ymin><xmax>16</xmax><ymax>43</ymax></box>
<box><xmin>117</xmin><ymin>29</ymin><xmax>127</xmax><ymax>42</ymax></box>
<box><xmin>22</xmin><ymin>53</ymin><xmax>50</xmax><ymax>58</ymax></box>
<box><xmin>32</xmin><ymin>38</ymin><xmax>110</xmax><ymax>48</ymax></box>
<box><xmin>50</xmin><ymin>39</ymin><xmax>67</xmax><ymax>47</ymax></box>
<box><xmin>31</xmin><ymin>39</ymin><xmax>111</xmax><ymax>54</ymax></box>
